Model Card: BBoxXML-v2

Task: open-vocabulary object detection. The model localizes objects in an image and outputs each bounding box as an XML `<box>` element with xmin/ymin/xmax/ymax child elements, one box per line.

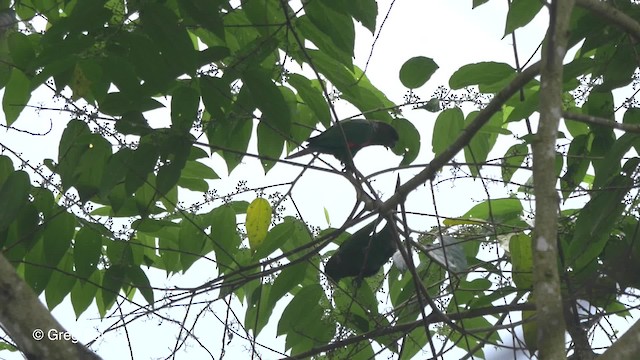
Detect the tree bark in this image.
<box><xmin>0</xmin><ymin>254</ymin><xmax>101</xmax><ymax>360</ymax></box>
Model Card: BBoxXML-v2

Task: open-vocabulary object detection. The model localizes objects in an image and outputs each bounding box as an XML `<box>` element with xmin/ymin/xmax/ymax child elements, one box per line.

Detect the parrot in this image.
<box><xmin>286</xmin><ymin>119</ymin><xmax>399</xmax><ymax>166</ymax></box>
<box><xmin>324</xmin><ymin>219</ymin><xmax>397</xmax><ymax>285</ymax></box>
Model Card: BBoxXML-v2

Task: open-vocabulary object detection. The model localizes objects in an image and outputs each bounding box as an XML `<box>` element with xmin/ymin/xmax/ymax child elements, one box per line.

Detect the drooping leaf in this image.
<box><xmin>127</xmin><ymin>265</ymin><xmax>154</xmax><ymax>304</ymax></box>
<box><xmin>561</xmin><ymin>134</ymin><xmax>591</xmax><ymax>199</ymax></box>
<box><xmin>45</xmin><ymin>252</ymin><xmax>77</xmax><ymax>310</ymax></box>
<box><xmin>501</xmin><ymin>143</ymin><xmax>528</xmax><ymax>184</ymax></box>
<box><xmin>304</xmin><ymin>0</ymin><xmax>355</xmax><ymax>68</ymax></box>
<box><xmin>344</xmin><ymin>0</ymin><xmax>378</xmax><ymax>34</ymax></box>
<box><xmin>140</xmin><ymin>3</ymin><xmax>198</xmax><ymax>75</ymax></box>
<box><xmin>171</xmin><ymin>85</ymin><xmax>200</xmax><ymax>133</ymax></box>
<box><xmin>43</xmin><ymin>209</ymin><xmax>76</xmax><ymax>267</ymax></box>
<box><xmin>569</xmin><ymin>174</ymin><xmax>632</xmax><ymax>271</ymax></box>
<box><xmin>432</xmin><ymin>107</ymin><xmax>464</xmax><ymax>157</ymax></box>
<box><xmin>0</xmin><ymin>170</ymin><xmax>30</xmax><ymax>232</ymax></box>
<box><xmin>73</xmin><ymin>226</ymin><xmax>103</xmax><ymax>280</ymax></box>
<box><xmin>71</xmin><ymin>270</ymin><xmax>100</xmax><ymax>319</ymax></box>
<box><xmin>504</xmin><ymin>0</ymin><xmax>544</xmax><ymax>36</ymax></box>
<box><xmin>101</xmin><ymin>265</ymin><xmax>126</xmax><ymax>312</ymax></box>
<box><xmin>242</xmin><ymin>68</ymin><xmax>291</xmax><ymax>133</ymax></box>
<box><xmin>246</xmin><ymin>197</ymin><xmax>272</xmax><ymax>252</ymax></box>
<box><xmin>509</xmin><ymin>234</ymin><xmax>533</xmax><ymax>289</ymax></box>
<box><xmin>2</xmin><ymin>68</ymin><xmax>30</xmax><ymax>125</ymax></box>
<box><xmin>178</xmin><ymin>215</ymin><xmax>208</xmax><ymax>271</ymax></box>
<box><xmin>393</xmin><ymin>118</ymin><xmax>421</xmax><ymax>165</ymax></box>
<box><xmin>288</xmin><ymin>73</ymin><xmax>331</xmax><ymax>127</ymax></box>
<box><xmin>209</xmin><ymin>205</ymin><xmax>241</xmax><ymax>274</ymax></box>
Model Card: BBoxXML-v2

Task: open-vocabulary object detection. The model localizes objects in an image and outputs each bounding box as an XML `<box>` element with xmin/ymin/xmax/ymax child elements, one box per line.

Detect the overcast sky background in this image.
<box><xmin>2</xmin><ymin>1</ymin><xmax>626</xmax><ymax>359</ymax></box>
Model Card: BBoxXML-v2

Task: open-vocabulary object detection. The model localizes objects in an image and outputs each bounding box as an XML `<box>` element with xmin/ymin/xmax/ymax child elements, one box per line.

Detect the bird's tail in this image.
<box><xmin>285</xmin><ymin>147</ymin><xmax>314</xmax><ymax>159</ymax></box>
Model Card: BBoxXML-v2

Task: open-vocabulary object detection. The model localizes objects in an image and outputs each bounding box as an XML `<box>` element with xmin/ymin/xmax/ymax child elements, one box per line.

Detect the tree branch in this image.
<box><xmin>533</xmin><ymin>0</ymin><xmax>575</xmax><ymax>358</ymax></box>
<box><xmin>563</xmin><ymin>111</ymin><xmax>640</xmax><ymax>134</ymax></box>
<box><xmin>379</xmin><ymin>61</ymin><xmax>541</xmax><ymax>214</ymax></box>
<box><xmin>576</xmin><ymin>0</ymin><xmax>640</xmax><ymax>40</ymax></box>
<box><xmin>0</xmin><ymin>254</ymin><xmax>101</xmax><ymax>360</ymax></box>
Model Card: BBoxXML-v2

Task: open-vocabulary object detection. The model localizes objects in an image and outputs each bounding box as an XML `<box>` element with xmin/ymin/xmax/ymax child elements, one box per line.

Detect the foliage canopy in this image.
<box><xmin>2</xmin><ymin>0</ymin><xmax>640</xmax><ymax>359</ymax></box>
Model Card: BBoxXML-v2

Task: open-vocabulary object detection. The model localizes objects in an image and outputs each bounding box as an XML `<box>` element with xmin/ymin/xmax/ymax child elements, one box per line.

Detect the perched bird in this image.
<box><xmin>325</xmin><ymin>219</ymin><xmax>397</xmax><ymax>284</ymax></box>
<box><xmin>286</xmin><ymin>119</ymin><xmax>399</xmax><ymax>165</ymax></box>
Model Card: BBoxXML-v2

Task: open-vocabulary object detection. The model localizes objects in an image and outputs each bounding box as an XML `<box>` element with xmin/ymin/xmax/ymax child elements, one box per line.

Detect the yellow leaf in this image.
<box><xmin>246</xmin><ymin>198</ymin><xmax>272</xmax><ymax>251</ymax></box>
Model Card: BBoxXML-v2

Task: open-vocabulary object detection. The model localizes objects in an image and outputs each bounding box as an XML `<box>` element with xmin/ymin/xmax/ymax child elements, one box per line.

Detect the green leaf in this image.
<box><xmin>304</xmin><ymin>0</ymin><xmax>355</xmax><ymax>67</ymax></box>
<box><xmin>464</xmin><ymin>110</ymin><xmax>503</xmax><ymax>177</ymax></box>
<box><xmin>122</xmin><ymin>32</ymin><xmax>175</xmax><ymax>92</ymax></box>
<box><xmin>181</xmin><ymin>160</ymin><xmax>218</xmax><ymax>180</ymax></box>
<box><xmin>569</xmin><ymin>174</ymin><xmax>632</xmax><ymax>270</ymax></box>
<box><xmin>43</xmin><ymin>210</ymin><xmax>76</xmax><ymax>267</ymax></box>
<box><xmin>75</xmin><ymin>134</ymin><xmax>112</xmax><ymax>202</ymax></box>
<box><xmin>598</xmin><ymin>43</ymin><xmax>637</xmax><ymax>91</ymax></box>
<box><xmin>242</xmin><ymin>68</ymin><xmax>291</xmax><ymax>133</ymax></box>
<box><xmin>446</xmin><ymin>198</ymin><xmax>523</xmax><ymax>226</ymax></box>
<box><xmin>502</xmin><ymin>143</ymin><xmax>528</xmax><ymax>184</ymax></box>
<box><xmin>178</xmin><ymin>215</ymin><xmax>208</xmax><ymax>271</ymax></box>
<box><xmin>0</xmin><ymin>155</ymin><xmax>15</xmax><ymax>186</ymax></box>
<box><xmin>506</xmin><ymin>87</ymin><xmax>539</xmax><ymax>123</ymax></box>
<box><xmin>200</xmin><ymin>76</ymin><xmax>232</xmax><ymax>121</ymax></box>
<box><xmin>140</xmin><ymin>3</ymin><xmax>197</xmax><ymax>75</ymax></box>
<box><xmin>449</xmin><ymin>62</ymin><xmax>515</xmax><ymax>90</ymax></box>
<box><xmin>393</xmin><ymin>118</ymin><xmax>420</xmax><ymax>165</ymax></box>
<box><xmin>101</xmin><ymin>265</ymin><xmax>126</xmax><ymax>311</ymax></box>
<box><xmin>593</xmin><ymin>133</ymin><xmax>639</xmax><ymax>189</ymax></box>
<box><xmin>171</xmin><ymin>85</ymin><xmax>200</xmax><ymax>133</ymax></box>
<box><xmin>257</xmin><ymin>121</ymin><xmax>284</xmax><ymax>172</ymax></box>
<box><xmin>178</xmin><ymin>0</ymin><xmax>225</xmax><ymax>40</ymax></box>
<box><xmin>106</xmin><ymin>239</ymin><xmax>134</xmax><ymax>267</ymax></box>
<box><xmin>156</xmin><ymin>162</ymin><xmax>184</xmax><ymax>198</ymax></box>
<box><xmin>504</xmin><ymin>0</ymin><xmax>544</xmax><ymax>36</ymax></box>
<box><xmin>24</xmin><ymin>240</ymin><xmax>52</xmax><ymax>294</ymax></box>
<box><xmin>268</xmin><ymin>262</ymin><xmax>308</xmax><ymax>310</ymax></box>
<box><xmin>288</xmin><ymin>73</ymin><xmax>331</xmax><ymax>127</ymax></box>
<box><xmin>244</xmin><ymin>284</ymin><xmax>273</xmax><ymax>336</ymax></box>
<box><xmin>432</xmin><ymin>107</ymin><xmax>464</xmax><ymax>157</ymax></box>
<box><xmin>2</xmin><ymin>68</ymin><xmax>30</xmax><ymax>125</ymax></box>
<box><xmin>209</xmin><ymin>205</ymin><xmax>241</xmax><ymax>274</ymax></box>
<box><xmin>73</xmin><ymin>226</ymin><xmax>103</xmax><ymax>279</ymax></box>
<box><xmin>277</xmin><ymin>283</ymin><xmax>324</xmax><ymax>336</ymax></box>
<box><xmin>46</xmin><ymin>252</ymin><xmax>77</xmax><ymax>310</ymax></box>
<box><xmin>252</xmin><ymin>220</ymin><xmax>294</xmax><ymax>260</ymax></box>
<box><xmin>561</xmin><ymin>134</ymin><xmax>591</xmax><ymax>199</ymax></box>
<box><xmin>8</xmin><ymin>32</ymin><xmax>35</xmax><ymax>66</ymax></box>
<box><xmin>297</xmin><ymin>16</ymin><xmax>353</xmax><ymax>71</ymax></box>
<box><xmin>399</xmin><ymin>56</ymin><xmax>438</xmax><ymax>89</ymax></box>
<box><xmin>100</xmin><ymin>92</ymin><xmax>165</xmax><ymax>116</ymax></box>
<box><xmin>0</xmin><ymin>170</ymin><xmax>30</xmax><ymax>232</ymax></box>
<box><xmin>127</xmin><ymin>266</ymin><xmax>154</xmax><ymax>304</ymax></box>
<box><xmin>344</xmin><ymin>0</ymin><xmax>378</xmax><ymax>33</ymax></box>
<box><xmin>124</xmin><ymin>140</ymin><xmax>158</xmax><ymax>194</ymax></box>
<box><xmin>71</xmin><ymin>269</ymin><xmax>100</xmax><ymax>318</ymax></box>
<box><xmin>1</xmin><ymin>202</ymin><xmax>39</xmax><ymax>261</ymax></box>
<box><xmin>509</xmin><ymin>234</ymin><xmax>533</xmax><ymax>289</ymax></box>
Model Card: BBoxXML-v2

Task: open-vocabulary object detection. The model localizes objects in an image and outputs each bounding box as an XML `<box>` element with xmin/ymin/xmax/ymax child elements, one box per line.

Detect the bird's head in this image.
<box><xmin>372</xmin><ymin>122</ymin><xmax>400</xmax><ymax>149</ymax></box>
<box><xmin>324</xmin><ymin>256</ymin><xmax>342</xmax><ymax>284</ymax></box>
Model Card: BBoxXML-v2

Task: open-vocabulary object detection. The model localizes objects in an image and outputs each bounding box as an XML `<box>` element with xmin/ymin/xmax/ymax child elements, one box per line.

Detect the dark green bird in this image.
<box><xmin>325</xmin><ymin>219</ymin><xmax>397</xmax><ymax>284</ymax></box>
<box><xmin>286</xmin><ymin>119</ymin><xmax>399</xmax><ymax>165</ymax></box>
